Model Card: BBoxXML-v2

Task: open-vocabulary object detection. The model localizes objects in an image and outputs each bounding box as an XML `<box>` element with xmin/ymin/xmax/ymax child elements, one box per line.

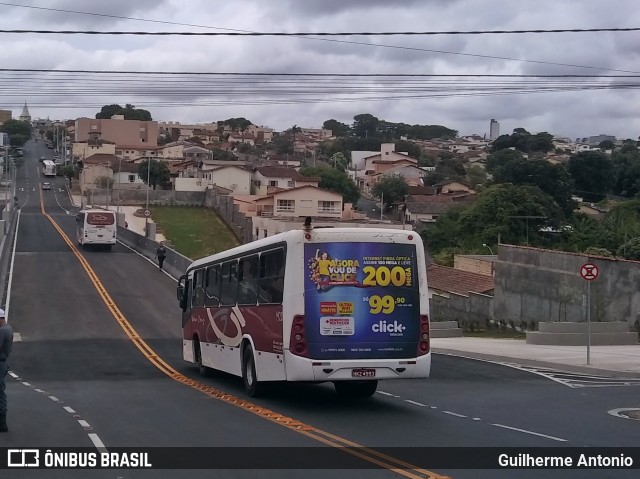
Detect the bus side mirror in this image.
<box><xmin>177</xmin><ymin>285</ymin><xmax>184</xmax><ymax>303</ymax></box>
<box><xmin>177</xmin><ymin>275</ymin><xmax>187</xmax><ymax>310</ymax></box>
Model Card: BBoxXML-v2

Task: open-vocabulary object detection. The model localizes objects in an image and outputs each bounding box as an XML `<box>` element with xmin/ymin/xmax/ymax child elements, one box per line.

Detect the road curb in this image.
<box><xmin>433</xmin><ymin>348</ymin><xmax>640</xmax><ymax>379</ymax></box>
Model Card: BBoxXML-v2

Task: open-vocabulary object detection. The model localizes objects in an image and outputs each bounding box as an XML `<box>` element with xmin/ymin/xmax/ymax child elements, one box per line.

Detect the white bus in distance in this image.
<box><xmin>76</xmin><ymin>209</ymin><xmax>117</xmax><ymax>250</ymax></box>
<box><xmin>42</xmin><ymin>159</ymin><xmax>56</xmax><ymax>177</ymax></box>
<box><xmin>177</xmin><ymin>222</ymin><xmax>431</xmax><ymax>398</ymax></box>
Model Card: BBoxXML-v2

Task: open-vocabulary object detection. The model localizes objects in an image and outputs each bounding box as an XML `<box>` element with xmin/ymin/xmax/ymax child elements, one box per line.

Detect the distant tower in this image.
<box><xmin>19</xmin><ymin>101</ymin><xmax>31</xmax><ymax>123</ymax></box>
<box><xmin>489</xmin><ymin>119</ymin><xmax>500</xmax><ymax>140</ymax></box>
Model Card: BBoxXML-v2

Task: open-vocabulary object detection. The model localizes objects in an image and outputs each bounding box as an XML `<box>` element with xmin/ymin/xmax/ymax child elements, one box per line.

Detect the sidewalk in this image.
<box><xmin>432</xmin><ymin>337</ymin><xmax>640</xmax><ymax>378</ymax></box>
<box><xmin>70</xmin><ymin>194</ymin><xmax>166</xmax><ymax>242</ymax></box>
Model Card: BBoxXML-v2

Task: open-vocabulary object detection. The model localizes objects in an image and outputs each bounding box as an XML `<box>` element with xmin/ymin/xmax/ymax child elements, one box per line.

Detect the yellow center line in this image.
<box><xmin>39</xmin><ymin>192</ymin><xmax>449</xmax><ymax>479</ymax></box>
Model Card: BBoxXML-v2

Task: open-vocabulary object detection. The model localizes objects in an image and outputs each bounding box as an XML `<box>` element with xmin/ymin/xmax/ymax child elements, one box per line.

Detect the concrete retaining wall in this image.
<box><xmin>494</xmin><ymin>245</ymin><xmax>640</xmax><ymax>329</ymax></box>
<box><xmin>526</xmin><ymin>321</ymin><xmax>637</xmax><ymax>345</ymax></box>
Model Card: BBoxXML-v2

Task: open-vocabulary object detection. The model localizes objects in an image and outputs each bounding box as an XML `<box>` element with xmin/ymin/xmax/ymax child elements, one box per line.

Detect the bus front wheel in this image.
<box><xmin>334</xmin><ymin>380</ymin><xmax>378</xmax><ymax>398</ymax></box>
<box><xmin>242</xmin><ymin>345</ymin><xmax>263</xmax><ymax>397</ymax></box>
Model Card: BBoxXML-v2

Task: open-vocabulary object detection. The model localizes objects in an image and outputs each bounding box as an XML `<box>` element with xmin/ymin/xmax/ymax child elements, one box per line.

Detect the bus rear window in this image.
<box><xmin>86</xmin><ymin>212</ymin><xmax>115</xmax><ymax>226</ymax></box>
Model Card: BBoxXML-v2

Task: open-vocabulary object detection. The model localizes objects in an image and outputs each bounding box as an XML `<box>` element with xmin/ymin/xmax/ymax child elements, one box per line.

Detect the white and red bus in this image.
<box><xmin>42</xmin><ymin>159</ymin><xmax>56</xmax><ymax>177</ymax></box>
<box><xmin>177</xmin><ymin>224</ymin><xmax>431</xmax><ymax>398</ymax></box>
<box><xmin>76</xmin><ymin>209</ymin><xmax>117</xmax><ymax>250</ymax></box>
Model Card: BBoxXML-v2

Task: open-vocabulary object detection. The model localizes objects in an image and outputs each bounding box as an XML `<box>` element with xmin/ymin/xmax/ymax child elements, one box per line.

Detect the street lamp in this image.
<box><xmin>145</xmin><ymin>157</ymin><xmax>153</xmax><ymax>236</ymax></box>
<box><xmin>482</xmin><ymin>243</ymin><xmax>494</xmax><ymax>255</ymax></box>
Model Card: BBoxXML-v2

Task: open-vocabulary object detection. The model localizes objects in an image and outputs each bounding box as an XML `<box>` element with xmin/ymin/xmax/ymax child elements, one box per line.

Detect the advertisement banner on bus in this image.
<box><xmin>304</xmin><ymin>242</ymin><xmax>420</xmax><ymax>359</ymax></box>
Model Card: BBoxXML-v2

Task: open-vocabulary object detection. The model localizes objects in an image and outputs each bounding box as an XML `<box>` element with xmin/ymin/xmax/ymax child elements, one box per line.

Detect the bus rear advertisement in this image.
<box><xmin>178</xmin><ymin>225</ymin><xmax>430</xmax><ymax>398</ymax></box>
<box><xmin>76</xmin><ymin>209</ymin><xmax>117</xmax><ymax>249</ymax></box>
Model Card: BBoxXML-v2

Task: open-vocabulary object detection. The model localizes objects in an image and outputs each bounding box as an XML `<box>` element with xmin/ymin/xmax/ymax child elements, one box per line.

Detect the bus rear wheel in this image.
<box><xmin>242</xmin><ymin>345</ymin><xmax>263</xmax><ymax>397</ymax></box>
<box><xmin>193</xmin><ymin>340</ymin><xmax>210</xmax><ymax>377</ymax></box>
<box><xmin>334</xmin><ymin>380</ymin><xmax>378</xmax><ymax>398</ymax></box>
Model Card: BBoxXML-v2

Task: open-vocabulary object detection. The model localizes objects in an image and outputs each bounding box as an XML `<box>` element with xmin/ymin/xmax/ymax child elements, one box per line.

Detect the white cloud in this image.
<box><xmin>1</xmin><ymin>0</ymin><xmax>640</xmax><ymax>138</ymax></box>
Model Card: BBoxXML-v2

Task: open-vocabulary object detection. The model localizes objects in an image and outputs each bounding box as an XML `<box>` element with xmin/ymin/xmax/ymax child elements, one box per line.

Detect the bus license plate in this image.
<box><xmin>352</xmin><ymin>368</ymin><xmax>376</xmax><ymax>378</ymax></box>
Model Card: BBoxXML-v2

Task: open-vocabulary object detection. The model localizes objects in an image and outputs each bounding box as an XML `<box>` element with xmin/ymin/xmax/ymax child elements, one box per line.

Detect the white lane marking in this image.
<box><xmin>472</xmin><ymin>418</ymin><xmax>482</xmax><ymax>421</ymax></box>
<box><xmin>34</xmin><ymin>388</ymin><xmax>45</xmax><ymax>393</ymax></box>
<box><xmin>4</xmin><ymin>209</ymin><xmax>21</xmax><ymax>322</ymax></box>
<box><xmin>8</xmin><ymin>372</ymin><xmax>18</xmax><ymax>378</ymax></box>
<box><xmin>608</xmin><ymin>407</ymin><xmax>640</xmax><ymax>419</ymax></box>
<box><xmin>116</xmin><ymin>239</ymin><xmax>178</xmax><ymax>281</ymax></box>
<box><xmin>22</xmin><ymin>382</ymin><xmax>31</xmax><ymax>387</ymax></box>
<box><xmin>88</xmin><ymin>433</ymin><xmax>108</xmax><ymax>452</ymax></box>
<box><xmin>64</xmin><ymin>406</ymin><xmax>76</xmax><ymax>414</ymax></box>
<box><xmin>443</xmin><ymin>411</ymin><xmax>467</xmax><ymax>418</ymax></box>
<box><xmin>377</xmin><ymin>391</ymin><xmax>400</xmax><ymax>398</ymax></box>
<box><xmin>404</xmin><ymin>399</ymin><xmax>427</xmax><ymax>407</ymax></box>
<box><xmin>492</xmin><ymin>423</ymin><xmax>567</xmax><ymax>442</ymax></box>
<box><xmin>13</xmin><ymin>333</ymin><xmax>21</xmax><ymax>342</ymax></box>
<box><xmin>48</xmin><ymin>395</ymin><xmax>60</xmax><ymax>402</ymax></box>
<box><xmin>78</xmin><ymin>420</ymin><xmax>91</xmax><ymax>428</ymax></box>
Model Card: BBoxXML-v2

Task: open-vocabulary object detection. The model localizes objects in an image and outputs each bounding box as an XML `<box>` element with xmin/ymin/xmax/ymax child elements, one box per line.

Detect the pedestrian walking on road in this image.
<box><xmin>155</xmin><ymin>242</ymin><xmax>167</xmax><ymax>271</ymax></box>
<box><xmin>0</xmin><ymin>309</ymin><xmax>13</xmax><ymax>433</ymax></box>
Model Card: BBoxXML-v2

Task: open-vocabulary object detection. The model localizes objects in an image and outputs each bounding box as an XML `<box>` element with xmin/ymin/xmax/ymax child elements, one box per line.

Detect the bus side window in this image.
<box><xmin>191</xmin><ymin>270</ymin><xmax>205</xmax><ymax>309</ymax></box>
<box><xmin>220</xmin><ymin>260</ymin><xmax>238</xmax><ymax>306</ymax></box>
<box><xmin>258</xmin><ymin>249</ymin><xmax>285</xmax><ymax>304</ymax></box>
<box><xmin>237</xmin><ymin>255</ymin><xmax>258</xmax><ymax>305</ymax></box>
<box><xmin>205</xmin><ymin>265</ymin><xmax>220</xmax><ymax>307</ymax></box>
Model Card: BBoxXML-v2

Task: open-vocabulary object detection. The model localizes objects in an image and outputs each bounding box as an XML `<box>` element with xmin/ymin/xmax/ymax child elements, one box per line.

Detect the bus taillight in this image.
<box><xmin>417</xmin><ymin>314</ymin><xmax>430</xmax><ymax>355</ymax></box>
<box><xmin>290</xmin><ymin>314</ymin><xmax>308</xmax><ymax>357</ymax></box>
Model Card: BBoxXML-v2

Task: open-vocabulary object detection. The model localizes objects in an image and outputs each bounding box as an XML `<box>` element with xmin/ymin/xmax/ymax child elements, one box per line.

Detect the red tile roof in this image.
<box><xmin>427</xmin><ymin>263</ymin><xmax>494</xmax><ymax>295</ymax></box>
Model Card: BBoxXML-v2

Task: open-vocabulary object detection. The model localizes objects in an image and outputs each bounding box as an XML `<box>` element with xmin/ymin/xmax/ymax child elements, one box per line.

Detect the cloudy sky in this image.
<box><xmin>2</xmin><ymin>0</ymin><xmax>640</xmax><ymax>140</ymax></box>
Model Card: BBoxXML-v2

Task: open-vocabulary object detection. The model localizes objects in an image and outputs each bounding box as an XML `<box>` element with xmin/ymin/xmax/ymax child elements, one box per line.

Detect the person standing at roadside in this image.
<box><xmin>155</xmin><ymin>242</ymin><xmax>167</xmax><ymax>271</ymax></box>
<box><xmin>0</xmin><ymin>309</ymin><xmax>13</xmax><ymax>433</ymax></box>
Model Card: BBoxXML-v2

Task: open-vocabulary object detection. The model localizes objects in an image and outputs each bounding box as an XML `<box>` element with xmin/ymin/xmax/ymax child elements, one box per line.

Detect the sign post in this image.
<box><xmin>580</xmin><ymin>263</ymin><xmax>599</xmax><ymax>365</ymax></box>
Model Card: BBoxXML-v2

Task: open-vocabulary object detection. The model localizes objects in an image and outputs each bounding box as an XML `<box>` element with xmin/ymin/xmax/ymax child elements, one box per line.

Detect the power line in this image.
<box><xmin>2</xmin><ymin>28</ymin><xmax>640</xmax><ymax>36</ymax></box>
<box><xmin>1</xmin><ymin>68</ymin><xmax>639</xmax><ymax>78</ymax></box>
<box><xmin>1</xmin><ymin>2</ymin><xmax>636</xmax><ymax>74</ymax></box>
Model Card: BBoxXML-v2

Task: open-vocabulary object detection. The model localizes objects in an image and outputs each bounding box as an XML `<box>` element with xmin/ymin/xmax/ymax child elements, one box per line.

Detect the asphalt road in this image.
<box><xmin>0</xmin><ymin>140</ymin><xmax>638</xmax><ymax>479</ymax></box>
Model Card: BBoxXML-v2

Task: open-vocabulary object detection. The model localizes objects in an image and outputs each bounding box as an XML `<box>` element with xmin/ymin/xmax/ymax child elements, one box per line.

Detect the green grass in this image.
<box><xmin>150</xmin><ymin>206</ymin><xmax>240</xmax><ymax>260</ymax></box>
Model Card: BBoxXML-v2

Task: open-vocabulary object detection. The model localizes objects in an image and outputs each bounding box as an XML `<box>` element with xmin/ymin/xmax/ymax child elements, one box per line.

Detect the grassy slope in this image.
<box><xmin>150</xmin><ymin>206</ymin><xmax>240</xmax><ymax>260</ymax></box>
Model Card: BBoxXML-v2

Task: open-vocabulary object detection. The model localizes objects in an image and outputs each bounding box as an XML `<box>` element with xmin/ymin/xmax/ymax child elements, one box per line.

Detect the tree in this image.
<box><xmin>371</xmin><ymin>175</ymin><xmax>409</xmax><ymax>208</ymax></box>
<box><xmin>465</xmin><ymin>164</ymin><xmax>488</xmax><ymax>189</ymax></box>
<box><xmin>322</xmin><ymin>119</ymin><xmax>351</xmax><ymax>137</ymax></box>
<box><xmin>95</xmin><ymin>176</ymin><xmax>115</xmax><ymax>189</ymax></box>
<box><xmin>491</xmin><ymin>158</ymin><xmax>575</xmax><ymax>215</ymax></box>
<box><xmin>138</xmin><ymin>160</ymin><xmax>171</xmax><ymax>190</ymax></box>
<box><xmin>485</xmin><ymin>149</ymin><xmax>525</xmax><ymax>173</ymax></box>
<box><xmin>599</xmin><ymin>139</ymin><xmax>615</xmax><ymax>150</ymax></box>
<box><xmin>616</xmin><ymin>237</ymin><xmax>640</xmax><ymax>260</ymax></box>
<box><xmin>567</xmin><ymin>151</ymin><xmax>615</xmax><ymax>201</ymax></box>
<box><xmin>352</xmin><ymin>113</ymin><xmax>379</xmax><ymax>138</ymax></box>
<box><xmin>583</xmin><ymin>247</ymin><xmax>614</xmax><ymax>258</ymax></box>
<box><xmin>611</xmin><ymin>145</ymin><xmax>640</xmax><ymax>197</ymax></box>
<box><xmin>329</xmin><ymin>152</ymin><xmax>348</xmax><ymax>171</ymax></box>
<box><xmin>96</xmin><ymin>104</ymin><xmax>152</xmax><ymax>121</ymax></box>
<box><xmin>220</xmin><ymin>117</ymin><xmax>253</xmax><ymax>132</ymax></box>
<box><xmin>0</xmin><ymin>119</ymin><xmax>31</xmax><ymax>147</ymax></box>
<box><xmin>299</xmin><ymin>166</ymin><xmax>360</xmax><ymax>204</ymax></box>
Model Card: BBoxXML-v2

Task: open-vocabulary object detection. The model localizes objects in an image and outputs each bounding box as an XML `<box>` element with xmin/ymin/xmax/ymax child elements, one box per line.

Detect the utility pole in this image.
<box><xmin>380</xmin><ymin>192</ymin><xmax>383</xmax><ymax>220</ymax></box>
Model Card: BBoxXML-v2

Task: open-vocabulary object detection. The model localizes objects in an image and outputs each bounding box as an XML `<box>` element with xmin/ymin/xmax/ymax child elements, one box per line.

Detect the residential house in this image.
<box><xmin>252</xmin><ymin>166</ymin><xmax>319</xmax><ymax>195</ymax></box>
<box><xmin>160</xmin><ymin>140</ymin><xmax>194</xmax><ymax>159</ymax></box>
<box><xmin>427</xmin><ymin>263</ymin><xmax>494</xmax><ymax>298</ymax></box>
<box><xmin>115</xmin><ymin>145</ymin><xmax>161</xmax><ymax>161</ymax></box>
<box><xmin>158</xmin><ymin>121</ymin><xmax>218</xmax><ymax>142</ymax></box>
<box><xmin>72</xmin><ymin>132</ymin><xmax>116</xmax><ymax>160</ymax></box>
<box><xmin>79</xmin><ymin>153</ymin><xmax>142</xmax><ymax>192</ymax></box>
<box><xmin>75</xmin><ymin>115</ymin><xmax>158</xmax><ymax>148</ymax></box>
<box><xmin>367</xmin><ymin>164</ymin><xmax>426</xmax><ymax>190</ymax></box>
<box><xmin>454</xmin><ymin>254</ymin><xmax>497</xmax><ymax>277</ymax></box>
<box><xmin>246</xmin><ymin>125</ymin><xmax>274</xmax><ymax>144</ymax></box>
<box><xmin>184</xmin><ymin>145</ymin><xmax>213</xmax><ymax>162</ymax></box>
<box><xmin>228</xmin><ymin>132</ymin><xmax>256</xmax><ymax>146</ymax></box>
<box><xmin>253</xmin><ymin>185</ymin><xmax>342</xmax><ymax>219</ymax></box>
